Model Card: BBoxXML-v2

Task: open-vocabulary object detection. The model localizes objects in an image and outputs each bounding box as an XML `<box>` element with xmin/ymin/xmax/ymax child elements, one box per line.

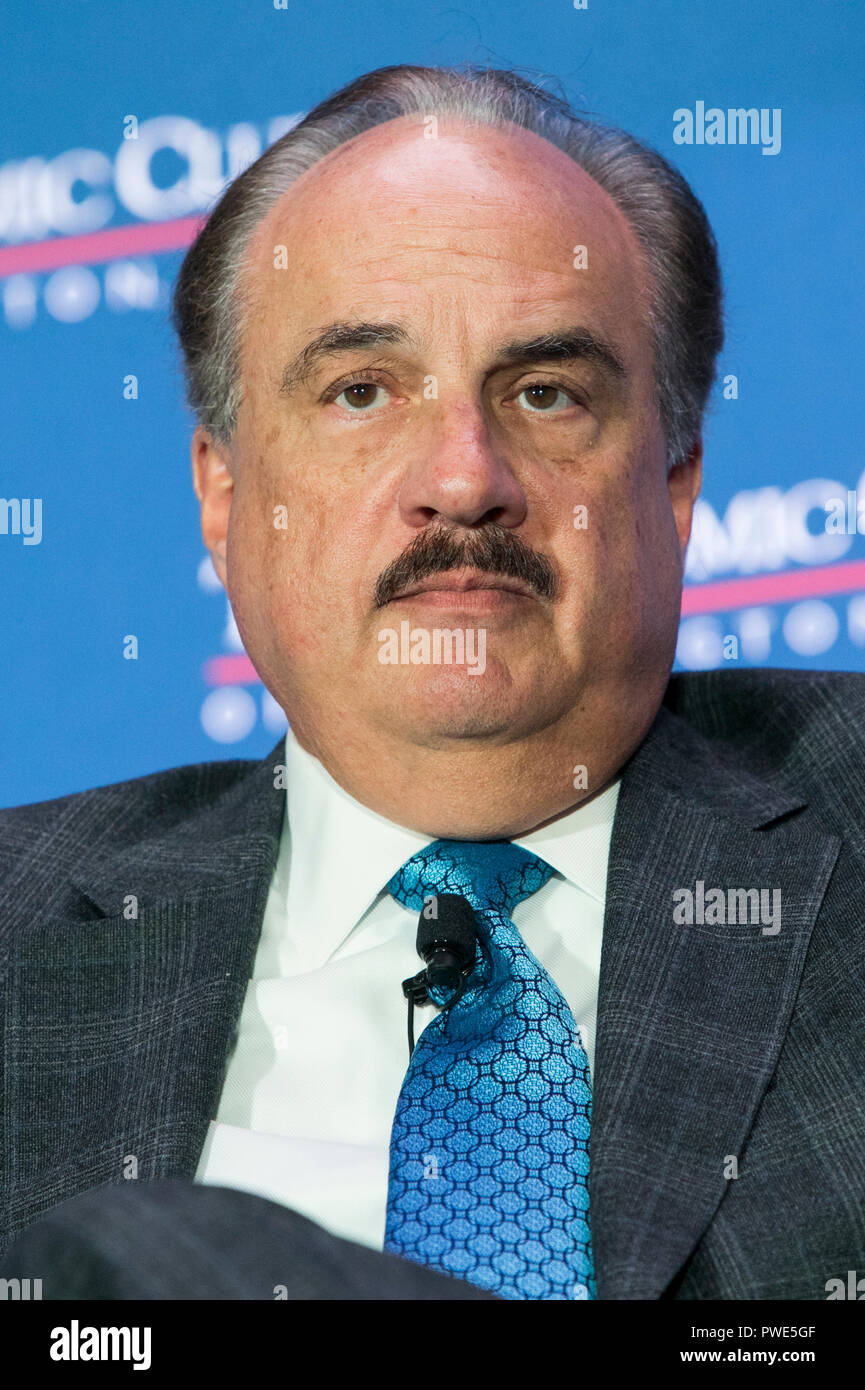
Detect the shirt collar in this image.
<box><xmin>512</xmin><ymin>777</ymin><xmax>620</xmax><ymax>905</ymax></box>
<box><xmin>281</xmin><ymin>728</ymin><xmax>620</xmax><ymax>964</ymax></box>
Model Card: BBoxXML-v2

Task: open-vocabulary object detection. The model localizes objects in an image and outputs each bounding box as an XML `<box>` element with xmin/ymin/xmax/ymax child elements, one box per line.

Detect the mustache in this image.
<box><xmin>373</xmin><ymin>523</ymin><xmax>559</xmax><ymax>608</ymax></box>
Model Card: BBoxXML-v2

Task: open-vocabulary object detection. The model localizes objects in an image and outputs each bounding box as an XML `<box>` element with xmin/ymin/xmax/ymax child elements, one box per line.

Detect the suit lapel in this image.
<box><xmin>591</xmin><ymin>707</ymin><xmax>840</xmax><ymax>1298</ymax></box>
<box><xmin>2</xmin><ymin>739</ymin><xmax>286</xmax><ymax>1246</ymax></box>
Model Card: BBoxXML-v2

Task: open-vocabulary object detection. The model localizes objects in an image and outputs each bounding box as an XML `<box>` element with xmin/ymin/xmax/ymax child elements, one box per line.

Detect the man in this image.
<box><xmin>1</xmin><ymin>64</ymin><xmax>863</xmax><ymax>1301</ymax></box>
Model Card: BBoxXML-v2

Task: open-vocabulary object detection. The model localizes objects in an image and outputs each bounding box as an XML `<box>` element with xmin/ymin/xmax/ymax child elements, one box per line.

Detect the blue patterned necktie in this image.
<box><xmin>384</xmin><ymin>839</ymin><xmax>595</xmax><ymax>1301</ymax></box>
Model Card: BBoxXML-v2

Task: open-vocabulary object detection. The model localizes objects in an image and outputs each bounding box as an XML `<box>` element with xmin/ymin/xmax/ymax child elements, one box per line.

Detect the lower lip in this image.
<box><xmin>391</xmin><ymin>588</ymin><xmax>532</xmax><ymax>614</ymax></box>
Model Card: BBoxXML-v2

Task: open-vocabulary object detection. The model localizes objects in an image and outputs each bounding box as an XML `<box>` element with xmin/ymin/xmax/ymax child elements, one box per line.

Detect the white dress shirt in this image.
<box><xmin>195</xmin><ymin>729</ymin><xmax>620</xmax><ymax>1251</ymax></box>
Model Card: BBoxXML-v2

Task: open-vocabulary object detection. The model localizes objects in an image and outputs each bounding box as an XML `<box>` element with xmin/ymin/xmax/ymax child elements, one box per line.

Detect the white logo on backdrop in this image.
<box><xmin>0</xmin><ymin>114</ymin><xmax>302</xmax><ymax>328</ymax></box>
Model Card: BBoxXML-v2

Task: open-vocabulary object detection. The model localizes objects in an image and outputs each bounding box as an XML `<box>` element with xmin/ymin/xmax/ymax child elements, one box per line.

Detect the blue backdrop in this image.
<box><xmin>2</xmin><ymin>0</ymin><xmax>863</xmax><ymax>806</ymax></box>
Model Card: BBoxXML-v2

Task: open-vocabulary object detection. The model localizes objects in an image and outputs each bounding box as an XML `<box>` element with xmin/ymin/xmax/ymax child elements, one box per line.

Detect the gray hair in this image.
<box><xmin>172</xmin><ymin>64</ymin><xmax>723</xmax><ymax>469</ymax></box>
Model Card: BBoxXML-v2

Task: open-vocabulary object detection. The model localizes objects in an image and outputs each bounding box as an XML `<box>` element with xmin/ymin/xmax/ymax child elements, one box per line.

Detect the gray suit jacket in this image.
<box><xmin>1</xmin><ymin>668</ymin><xmax>863</xmax><ymax>1298</ymax></box>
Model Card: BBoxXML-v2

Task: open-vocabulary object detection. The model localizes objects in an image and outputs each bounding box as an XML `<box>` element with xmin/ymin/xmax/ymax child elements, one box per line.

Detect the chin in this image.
<box><xmin>417</xmin><ymin>711</ymin><xmax>516</xmax><ymax>741</ymax></box>
<box><xmin>384</xmin><ymin>670</ymin><xmax>557</xmax><ymax>744</ymax></box>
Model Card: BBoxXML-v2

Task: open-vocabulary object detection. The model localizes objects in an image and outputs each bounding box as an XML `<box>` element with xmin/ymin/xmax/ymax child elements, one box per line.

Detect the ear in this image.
<box><xmin>667</xmin><ymin>436</ymin><xmax>703</xmax><ymax>555</ymax></box>
<box><xmin>191</xmin><ymin>426</ymin><xmax>234</xmax><ymax>588</ymax></box>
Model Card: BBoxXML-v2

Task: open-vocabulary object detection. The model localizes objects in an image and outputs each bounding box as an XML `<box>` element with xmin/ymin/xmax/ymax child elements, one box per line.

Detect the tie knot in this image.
<box><xmin>387</xmin><ymin>839</ymin><xmax>554</xmax><ymax>918</ymax></box>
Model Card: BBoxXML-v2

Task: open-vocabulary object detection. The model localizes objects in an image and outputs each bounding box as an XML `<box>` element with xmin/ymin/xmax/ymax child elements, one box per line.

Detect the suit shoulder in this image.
<box><xmin>0</xmin><ymin>753</ymin><xmax>264</xmax><ymax>856</ymax></box>
<box><xmin>664</xmin><ymin>667</ymin><xmax>865</xmax><ymax>795</ymax></box>
<box><xmin>666</xmin><ymin>666</ymin><xmax>865</xmax><ymax>723</ymax></box>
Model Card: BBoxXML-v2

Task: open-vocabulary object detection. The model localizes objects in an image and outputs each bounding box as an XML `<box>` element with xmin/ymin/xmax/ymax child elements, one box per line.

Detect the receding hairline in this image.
<box><xmin>234</xmin><ymin>108</ymin><xmax>654</xmax><ymax>370</ymax></box>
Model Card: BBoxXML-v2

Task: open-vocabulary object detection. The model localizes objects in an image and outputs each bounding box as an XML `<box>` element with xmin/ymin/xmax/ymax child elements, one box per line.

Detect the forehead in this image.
<box><xmin>239</xmin><ymin>115</ymin><xmax>651</xmax><ymax>357</ymax></box>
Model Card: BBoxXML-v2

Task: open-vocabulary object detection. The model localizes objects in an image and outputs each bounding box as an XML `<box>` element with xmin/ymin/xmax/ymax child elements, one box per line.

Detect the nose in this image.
<box><xmin>397</xmin><ymin>400</ymin><xmax>528</xmax><ymax>532</ymax></box>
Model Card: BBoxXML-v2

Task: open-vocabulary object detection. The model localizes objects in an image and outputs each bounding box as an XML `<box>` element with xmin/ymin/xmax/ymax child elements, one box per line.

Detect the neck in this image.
<box><xmin>286</xmin><ymin>705</ymin><xmax>655</xmax><ymax>840</ymax></box>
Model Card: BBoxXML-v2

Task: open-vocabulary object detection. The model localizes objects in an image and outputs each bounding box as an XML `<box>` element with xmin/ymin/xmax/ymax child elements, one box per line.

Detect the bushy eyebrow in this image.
<box><xmin>493</xmin><ymin>328</ymin><xmax>626</xmax><ymax>384</ymax></box>
<box><xmin>278</xmin><ymin>319</ymin><xmax>627</xmax><ymax>396</ymax></box>
<box><xmin>280</xmin><ymin>321</ymin><xmax>413</xmax><ymax>395</ymax></box>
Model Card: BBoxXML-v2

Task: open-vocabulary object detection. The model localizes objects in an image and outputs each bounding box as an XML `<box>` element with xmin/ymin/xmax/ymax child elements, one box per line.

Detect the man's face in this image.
<box><xmin>193</xmin><ymin>116</ymin><xmax>701</xmax><ymax>833</ymax></box>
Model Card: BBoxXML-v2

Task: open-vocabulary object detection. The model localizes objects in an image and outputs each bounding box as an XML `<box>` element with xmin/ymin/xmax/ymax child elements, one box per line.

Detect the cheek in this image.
<box><xmin>229</xmin><ymin>455</ymin><xmax>317</xmax><ymax>584</ymax></box>
<box><xmin>553</xmin><ymin>458</ymin><xmax>677</xmax><ymax>637</ymax></box>
<box><xmin>227</xmin><ymin>488</ymin><xmax>363</xmax><ymax>673</ymax></box>
<box><xmin>596</xmin><ymin>451</ymin><xmax>673</xmax><ymax>565</ymax></box>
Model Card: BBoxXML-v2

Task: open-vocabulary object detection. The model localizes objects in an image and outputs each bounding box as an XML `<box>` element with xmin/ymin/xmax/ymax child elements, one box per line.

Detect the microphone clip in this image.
<box><xmin>401</xmin><ymin>970</ymin><xmax>432</xmax><ymax>1008</ymax></box>
<box><xmin>401</xmin><ymin>954</ymin><xmax>475</xmax><ymax>1058</ymax></box>
<box><xmin>400</xmin><ymin>894</ymin><xmax>481</xmax><ymax>1060</ymax></box>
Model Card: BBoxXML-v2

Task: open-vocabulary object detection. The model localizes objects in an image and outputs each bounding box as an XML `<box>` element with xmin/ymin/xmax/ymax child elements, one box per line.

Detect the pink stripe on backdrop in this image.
<box><xmin>204</xmin><ymin>655</ymin><xmax>259</xmax><ymax>686</ymax></box>
<box><xmin>680</xmin><ymin>557</ymin><xmax>865</xmax><ymax>615</ymax></box>
<box><xmin>0</xmin><ymin>216</ymin><xmax>204</xmax><ymax>277</ymax></box>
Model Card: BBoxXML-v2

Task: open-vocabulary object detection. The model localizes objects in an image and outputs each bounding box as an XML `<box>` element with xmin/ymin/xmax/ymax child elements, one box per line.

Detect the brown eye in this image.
<box><xmin>335</xmin><ymin>382</ymin><xmax>386</xmax><ymax>411</ymax></box>
<box><xmin>517</xmin><ymin>384</ymin><xmax>574</xmax><ymax>414</ymax></box>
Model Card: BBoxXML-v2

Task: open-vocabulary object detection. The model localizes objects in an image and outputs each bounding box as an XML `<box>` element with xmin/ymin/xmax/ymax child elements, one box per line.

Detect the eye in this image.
<box><xmin>515</xmin><ymin>383</ymin><xmax>577</xmax><ymax>414</ymax></box>
<box><xmin>332</xmin><ymin>380</ymin><xmax>390</xmax><ymax>412</ymax></box>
